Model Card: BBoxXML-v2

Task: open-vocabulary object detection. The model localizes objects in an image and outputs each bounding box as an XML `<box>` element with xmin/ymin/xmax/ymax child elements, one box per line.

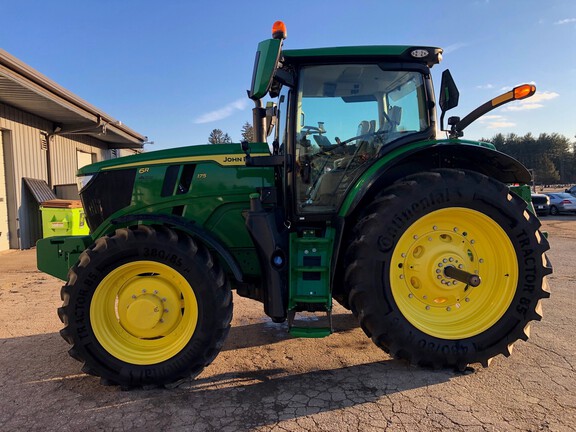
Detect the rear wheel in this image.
<box><xmin>59</xmin><ymin>225</ymin><xmax>232</xmax><ymax>387</ymax></box>
<box><xmin>345</xmin><ymin>169</ymin><xmax>551</xmax><ymax>369</ymax></box>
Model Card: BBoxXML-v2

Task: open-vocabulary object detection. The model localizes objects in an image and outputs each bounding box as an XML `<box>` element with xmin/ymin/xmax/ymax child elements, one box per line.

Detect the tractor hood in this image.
<box><xmin>78</xmin><ymin>142</ymin><xmax>272</xmax><ymax>175</ymax></box>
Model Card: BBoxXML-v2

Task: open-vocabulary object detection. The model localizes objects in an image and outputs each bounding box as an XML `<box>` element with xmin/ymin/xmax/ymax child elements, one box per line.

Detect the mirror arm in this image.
<box><xmin>252</xmin><ymin>99</ymin><xmax>267</xmax><ymax>143</ymax></box>
<box><xmin>439</xmin><ymin>110</ymin><xmax>446</xmax><ymax>133</ymax></box>
<box><xmin>452</xmin><ymin>101</ymin><xmax>492</xmax><ymax>136</ymax></box>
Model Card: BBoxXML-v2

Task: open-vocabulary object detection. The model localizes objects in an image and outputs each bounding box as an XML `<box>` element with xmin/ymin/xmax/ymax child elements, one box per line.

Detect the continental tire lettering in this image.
<box><xmin>169</xmin><ymin>254</ymin><xmax>183</xmax><ymax>267</ymax></box>
<box><xmin>517</xmin><ymin>229</ymin><xmax>538</xmax><ymax>295</ymax></box>
<box><xmin>416</xmin><ymin>338</ymin><xmax>468</xmax><ymax>356</ymax></box>
<box><xmin>516</xmin><ymin>294</ymin><xmax>533</xmax><ymax>315</ymax></box>
<box><xmin>516</xmin><ymin>228</ymin><xmax>531</xmax><ymax>248</ymax></box>
<box><xmin>378</xmin><ymin>189</ymin><xmax>456</xmax><ymax>252</ymax></box>
<box><xmin>84</xmin><ymin>272</ymin><xmax>99</xmax><ymax>287</ymax></box>
<box><xmin>143</xmin><ymin>247</ymin><xmax>183</xmax><ymax>267</ymax></box>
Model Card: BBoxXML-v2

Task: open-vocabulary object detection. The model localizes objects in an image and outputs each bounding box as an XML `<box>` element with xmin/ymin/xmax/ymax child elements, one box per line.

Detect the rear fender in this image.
<box><xmin>340</xmin><ymin>142</ymin><xmax>531</xmax><ymax>218</ymax></box>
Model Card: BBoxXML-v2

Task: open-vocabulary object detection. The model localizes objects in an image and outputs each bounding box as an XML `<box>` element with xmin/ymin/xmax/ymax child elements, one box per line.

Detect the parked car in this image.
<box><xmin>531</xmin><ymin>193</ymin><xmax>550</xmax><ymax>216</ymax></box>
<box><xmin>545</xmin><ymin>192</ymin><xmax>576</xmax><ymax>215</ymax></box>
<box><xmin>565</xmin><ymin>185</ymin><xmax>576</xmax><ymax>196</ymax></box>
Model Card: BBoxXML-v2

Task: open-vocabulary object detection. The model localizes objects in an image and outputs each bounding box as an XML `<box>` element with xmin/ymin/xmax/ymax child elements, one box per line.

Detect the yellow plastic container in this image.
<box><xmin>40</xmin><ymin>199</ymin><xmax>90</xmax><ymax>238</ymax></box>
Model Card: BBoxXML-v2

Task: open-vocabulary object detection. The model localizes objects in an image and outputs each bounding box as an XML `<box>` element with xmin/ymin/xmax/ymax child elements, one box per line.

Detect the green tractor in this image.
<box><xmin>37</xmin><ymin>21</ymin><xmax>551</xmax><ymax>388</ymax></box>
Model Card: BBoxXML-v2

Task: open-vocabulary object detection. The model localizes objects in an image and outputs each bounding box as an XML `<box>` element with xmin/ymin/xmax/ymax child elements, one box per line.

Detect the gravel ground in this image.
<box><xmin>0</xmin><ymin>216</ymin><xmax>574</xmax><ymax>431</ymax></box>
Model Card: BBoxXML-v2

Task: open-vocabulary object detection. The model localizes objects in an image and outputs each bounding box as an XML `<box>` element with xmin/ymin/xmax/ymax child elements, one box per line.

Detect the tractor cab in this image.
<box><xmin>247</xmin><ymin>21</ymin><xmax>442</xmax><ymax>220</ymax></box>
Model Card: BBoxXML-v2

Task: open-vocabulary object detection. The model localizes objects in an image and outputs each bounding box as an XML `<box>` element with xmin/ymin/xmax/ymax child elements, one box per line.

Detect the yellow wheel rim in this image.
<box><xmin>390</xmin><ymin>208</ymin><xmax>518</xmax><ymax>340</ymax></box>
<box><xmin>90</xmin><ymin>261</ymin><xmax>198</xmax><ymax>365</ymax></box>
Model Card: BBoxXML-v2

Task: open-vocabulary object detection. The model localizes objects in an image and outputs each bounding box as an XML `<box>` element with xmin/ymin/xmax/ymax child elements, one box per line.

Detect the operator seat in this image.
<box><xmin>355</xmin><ymin>120</ymin><xmax>372</xmax><ymax>146</ymax></box>
<box><xmin>313</xmin><ymin>134</ymin><xmax>332</xmax><ymax>148</ymax></box>
<box><xmin>307</xmin><ymin>120</ymin><xmax>376</xmax><ymax>209</ymax></box>
<box><xmin>389</xmin><ymin>106</ymin><xmax>402</xmax><ymax>130</ymax></box>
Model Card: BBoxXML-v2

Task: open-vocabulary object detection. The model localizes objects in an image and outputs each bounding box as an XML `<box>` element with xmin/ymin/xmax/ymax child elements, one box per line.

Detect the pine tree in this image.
<box><xmin>208</xmin><ymin>129</ymin><xmax>232</xmax><ymax>144</ymax></box>
<box><xmin>241</xmin><ymin>122</ymin><xmax>254</xmax><ymax>142</ymax></box>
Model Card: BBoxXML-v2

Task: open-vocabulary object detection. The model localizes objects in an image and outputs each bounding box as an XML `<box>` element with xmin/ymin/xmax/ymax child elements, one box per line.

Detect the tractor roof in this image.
<box><xmin>283</xmin><ymin>45</ymin><xmax>443</xmax><ymax>67</ymax></box>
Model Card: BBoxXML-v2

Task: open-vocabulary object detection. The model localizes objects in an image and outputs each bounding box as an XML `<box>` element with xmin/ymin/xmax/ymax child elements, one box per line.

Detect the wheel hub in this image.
<box><xmin>116</xmin><ymin>274</ymin><xmax>183</xmax><ymax>339</ymax></box>
<box><xmin>398</xmin><ymin>228</ymin><xmax>480</xmax><ymax>311</ymax></box>
<box><xmin>125</xmin><ymin>294</ymin><xmax>163</xmax><ymax>330</ymax></box>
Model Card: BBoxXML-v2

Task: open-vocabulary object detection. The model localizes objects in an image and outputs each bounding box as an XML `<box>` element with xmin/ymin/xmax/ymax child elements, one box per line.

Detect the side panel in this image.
<box><xmin>85</xmin><ymin>145</ymin><xmax>276</xmax><ymax>278</ymax></box>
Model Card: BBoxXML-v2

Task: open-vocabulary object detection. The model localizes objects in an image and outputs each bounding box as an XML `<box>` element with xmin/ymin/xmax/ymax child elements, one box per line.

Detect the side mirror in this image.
<box><xmin>248</xmin><ymin>38</ymin><xmax>282</xmax><ymax>101</ymax></box>
<box><xmin>439</xmin><ymin>70</ymin><xmax>460</xmax><ymax>132</ymax></box>
<box><xmin>439</xmin><ymin>70</ymin><xmax>460</xmax><ymax>112</ymax></box>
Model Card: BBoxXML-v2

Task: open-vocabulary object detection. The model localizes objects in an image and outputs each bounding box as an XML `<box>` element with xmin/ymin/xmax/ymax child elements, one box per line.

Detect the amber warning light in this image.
<box><xmin>514</xmin><ymin>84</ymin><xmax>536</xmax><ymax>100</ymax></box>
<box><xmin>272</xmin><ymin>21</ymin><xmax>287</xmax><ymax>40</ymax></box>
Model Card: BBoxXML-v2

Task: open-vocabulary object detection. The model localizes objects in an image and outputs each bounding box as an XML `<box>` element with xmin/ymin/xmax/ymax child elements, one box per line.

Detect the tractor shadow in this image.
<box><xmin>223</xmin><ymin>312</ymin><xmax>359</xmax><ymax>351</ymax></box>
<box><xmin>1</xmin><ymin>322</ymin><xmax>460</xmax><ymax>431</ymax></box>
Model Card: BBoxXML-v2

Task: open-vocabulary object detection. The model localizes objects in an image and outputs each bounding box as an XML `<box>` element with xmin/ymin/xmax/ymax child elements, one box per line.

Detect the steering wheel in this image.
<box><xmin>300</xmin><ymin>126</ymin><xmax>324</xmax><ymax>135</ymax></box>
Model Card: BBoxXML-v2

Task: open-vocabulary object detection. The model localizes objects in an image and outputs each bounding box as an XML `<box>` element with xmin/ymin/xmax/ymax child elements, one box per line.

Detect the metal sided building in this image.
<box><xmin>0</xmin><ymin>48</ymin><xmax>146</xmax><ymax>251</ymax></box>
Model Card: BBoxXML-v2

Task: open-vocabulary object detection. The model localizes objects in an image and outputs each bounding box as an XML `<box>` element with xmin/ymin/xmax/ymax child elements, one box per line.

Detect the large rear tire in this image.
<box><xmin>345</xmin><ymin>169</ymin><xmax>551</xmax><ymax>369</ymax></box>
<box><xmin>58</xmin><ymin>225</ymin><xmax>232</xmax><ymax>387</ymax></box>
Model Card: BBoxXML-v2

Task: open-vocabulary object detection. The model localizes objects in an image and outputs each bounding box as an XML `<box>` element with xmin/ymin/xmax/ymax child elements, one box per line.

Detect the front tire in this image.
<box><xmin>59</xmin><ymin>225</ymin><xmax>232</xmax><ymax>387</ymax></box>
<box><xmin>345</xmin><ymin>169</ymin><xmax>551</xmax><ymax>369</ymax></box>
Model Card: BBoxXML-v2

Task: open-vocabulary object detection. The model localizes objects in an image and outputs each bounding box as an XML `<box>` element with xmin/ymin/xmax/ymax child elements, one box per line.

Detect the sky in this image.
<box><xmin>1</xmin><ymin>0</ymin><xmax>575</xmax><ymax>151</ymax></box>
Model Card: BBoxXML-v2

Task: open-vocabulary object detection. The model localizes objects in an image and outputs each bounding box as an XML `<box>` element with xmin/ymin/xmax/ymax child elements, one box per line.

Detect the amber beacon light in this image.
<box><xmin>272</xmin><ymin>21</ymin><xmax>287</xmax><ymax>40</ymax></box>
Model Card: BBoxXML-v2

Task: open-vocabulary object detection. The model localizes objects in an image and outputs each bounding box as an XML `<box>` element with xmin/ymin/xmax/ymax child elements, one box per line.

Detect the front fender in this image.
<box><xmin>107</xmin><ymin>213</ymin><xmax>244</xmax><ymax>282</ymax></box>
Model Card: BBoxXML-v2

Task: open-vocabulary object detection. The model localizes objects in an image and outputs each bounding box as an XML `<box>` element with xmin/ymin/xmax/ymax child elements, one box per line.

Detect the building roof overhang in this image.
<box><xmin>0</xmin><ymin>48</ymin><xmax>146</xmax><ymax>149</ymax></box>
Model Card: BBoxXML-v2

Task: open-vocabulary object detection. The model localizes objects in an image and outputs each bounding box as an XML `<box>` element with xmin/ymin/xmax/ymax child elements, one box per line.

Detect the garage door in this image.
<box><xmin>0</xmin><ymin>132</ymin><xmax>9</xmax><ymax>251</ymax></box>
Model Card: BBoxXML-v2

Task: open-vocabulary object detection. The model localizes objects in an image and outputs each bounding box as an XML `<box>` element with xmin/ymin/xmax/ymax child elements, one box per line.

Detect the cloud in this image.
<box><xmin>527</xmin><ymin>90</ymin><xmax>559</xmax><ymax>103</ymax></box>
<box><xmin>442</xmin><ymin>42</ymin><xmax>468</xmax><ymax>54</ymax></box>
<box><xmin>193</xmin><ymin>98</ymin><xmax>249</xmax><ymax>124</ymax></box>
<box><xmin>478</xmin><ymin>114</ymin><xmax>515</xmax><ymax>129</ymax></box>
<box><xmin>480</xmin><ymin>115</ymin><xmax>504</xmax><ymax>121</ymax></box>
<box><xmin>504</xmin><ymin>103</ymin><xmax>544</xmax><ymax>112</ymax></box>
<box><xmin>555</xmin><ymin>18</ymin><xmax>576</xmax><ymax>25</ymax></box>
<box><xmin>486</xmin><ymin>121</ymin><xmax>516</xmax><ymax>129</ymax></box>
<box><xmin>476</xmin><ymin>84</ymin><xmax>494</xmax><ymax>90</ymax></box>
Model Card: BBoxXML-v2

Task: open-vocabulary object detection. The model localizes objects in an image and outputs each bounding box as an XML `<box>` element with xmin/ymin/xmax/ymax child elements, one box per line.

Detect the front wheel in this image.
<box><xmin>345</xmin><ymin>170</ymin><xmax>551</xmax><ymax>369</ymax></box>
<box><xmin>58</xmin><ymin>225</ymin><xmax>232</xmax><ymax>387</ymax></box>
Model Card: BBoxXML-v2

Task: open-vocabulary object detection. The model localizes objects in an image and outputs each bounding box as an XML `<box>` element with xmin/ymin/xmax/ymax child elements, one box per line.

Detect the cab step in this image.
<box><xmin>288</xmin><ymin>308</ymin><xmax>332</xmax><ymax>338</ymax></box>
<box><xmin>288</xmin><ymin>229</ymin><xmax>334</xmax><ymax>338</ymax></box>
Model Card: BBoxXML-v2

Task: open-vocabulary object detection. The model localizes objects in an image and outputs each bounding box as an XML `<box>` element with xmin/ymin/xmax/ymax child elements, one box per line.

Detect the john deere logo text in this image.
<box><xmin>223</xmin><ymin>156</ymin><xmax>245</xmax><ymax>163</ymax></box>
